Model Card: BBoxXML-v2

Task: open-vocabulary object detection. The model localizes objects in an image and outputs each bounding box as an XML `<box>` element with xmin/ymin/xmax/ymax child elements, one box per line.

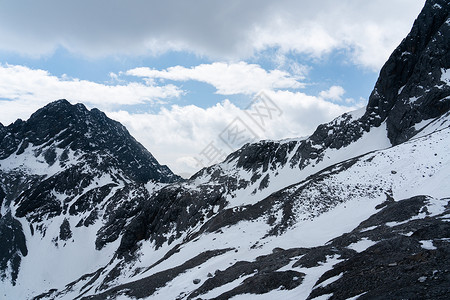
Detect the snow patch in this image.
<box><xmin>420</xmin><ymin>240</ymin><xmax>437</xmax><ymax>250</ymax></box>
<box><xmin>409</xmin><ymin>96</ymin><xmax>420</xmax><ymax>103</ymax></box>
<box><xmin>347</xmin><ymin>238</ymin><xmax>377</xmax><ymax>253</ymax></box>
<box><xmin>359</xmin><ymin>226</ymin><xmax>378</xmax><ymax>232</ymax></box>
<box><xmin>441</xmin><ymin>68</ymin><xmax>450</xmax><ymax>84</ymax></box>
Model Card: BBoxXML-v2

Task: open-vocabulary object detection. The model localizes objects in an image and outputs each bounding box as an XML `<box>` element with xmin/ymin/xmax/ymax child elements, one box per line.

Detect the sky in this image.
<box><xmin>0</xmin><ymin>0</ymin><xmax>426</xmax><ymax>177</ymax></box>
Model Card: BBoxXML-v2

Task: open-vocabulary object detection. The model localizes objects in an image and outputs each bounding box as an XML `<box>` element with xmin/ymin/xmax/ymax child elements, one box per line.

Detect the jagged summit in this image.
<box><xmin>0</xmin><ymin>99</ymin><xmax>180</xmax><ymax>183</ymax></box>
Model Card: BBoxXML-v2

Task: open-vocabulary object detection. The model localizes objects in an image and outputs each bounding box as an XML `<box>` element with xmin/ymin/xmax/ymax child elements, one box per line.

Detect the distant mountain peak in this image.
<box><xmin>1</xmin><ymin>99</ymin><xmax>181</xmax><ymax>183</ymax></box>
<box><xmin>1</xmin><ymin>1</ymin><xmax>449</xmax><ymax>299</ymax></box>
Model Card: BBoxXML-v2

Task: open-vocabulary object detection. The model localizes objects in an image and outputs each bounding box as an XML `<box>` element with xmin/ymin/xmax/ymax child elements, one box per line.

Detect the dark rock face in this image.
<box><xmin>307</xmin><ymin>196</ymin><xmax>450</xmax><ymax>300</ymax></box>
<box><xmin>226</xmin><ymin>140</ymin><xmax>297</xmax><ymax>173</ymax></box>
<box><xmin>0</xmin><ymin>99</ymin><xmax>180</xmax><ymax>183</ymax></box>
<box><xmin>69</xmin><ymin>183</ymin><xmax>117</xmax><ymax>216</ymax></box>
<box><xmin>0</xmin><ymin>212</ymin><xmax>27</xmax><ymax>285</ymax></box>
<box><xmin>366</xmin><ymin>0</ymin><xmax>450</xmax><ymax>144</ymax></box>
<box><xmin>59</xmin><ymin>218</ymin><xmax>72</xmax><ymax>241</ymax></box>
<box><xmin>116</xmin><ymin>183</ymin><xmax>228</xmax><ymax>256</ymax></box>
<box><xmin>211</xmin><ymin>270</ymin><xmax>304</xmax><ymax>300</ymax></box>
<box><xmin>0</xmin><ymin>186</ymin><xmax>5</xmax><ymax>217</ymax></box>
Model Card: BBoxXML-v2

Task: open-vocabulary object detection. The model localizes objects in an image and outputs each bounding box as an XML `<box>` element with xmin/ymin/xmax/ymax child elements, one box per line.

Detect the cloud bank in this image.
<box><xmin>126</xmin><ymin>62</ymin><xmax>304</xmax><ymax>95</ymax></box>
<box><xmin>0</xmin><ymin>64</ymin><xmax>181</xmax><ymax>123</ymax></box>
<box><xmin>108</xmin><ymin>90</ymin><xmax>361</xmax><ymax>175</ymax></box>
<box><xmin>0</xmin><ymin>63</ymin><xmax>362</xmax><ymax>175</ymax></box>
<box><xmin>0</xmin><ymin>0</ymin><xmax>425</xmax><ymax>69</ymax></box>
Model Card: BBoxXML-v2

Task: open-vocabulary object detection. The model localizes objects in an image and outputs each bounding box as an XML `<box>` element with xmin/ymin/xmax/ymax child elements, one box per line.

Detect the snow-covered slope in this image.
<box><xmin>1</xmin><ymin>0</ymin><xmax>449</xmax><ymax>299</ymax></box>
<box><xmin>34</xmin><ymin>110</ymin><xmax>449</xmax><ymax>300</ymax></box>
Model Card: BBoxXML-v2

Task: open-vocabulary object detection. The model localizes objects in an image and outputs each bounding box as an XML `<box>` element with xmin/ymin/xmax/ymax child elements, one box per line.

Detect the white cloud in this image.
<box><xmin>0</xmin><ymin>63</ymin><xmax>364</xmax><ymax>176</ymax></box>
<box><xmin>126</xmin><ymin>62</ymin><xmax>303</xmax><ymax>95</ymax></box>
<box><xmin>0</xmin><ymin>0</ymin><xmax>425</xmax><ymax>70</ymax></box>
<box><xmin>250</xmin><ymin>1</ymin><xmax>427</xmax><ymax>70</ymax></box>
<box><xmin>319</xmin><ymin>86</ymin><xmax>346</xmax><ymax>101</ymax></box>
<box><xmin>0</xmin><ymin>64</ymin><xmax>182</xmax><ymax>124</ymax></box>
<box><xmin>107</xmin><ymin>90</ymin><xmax>361</xmax><ymax>175</ymax></box>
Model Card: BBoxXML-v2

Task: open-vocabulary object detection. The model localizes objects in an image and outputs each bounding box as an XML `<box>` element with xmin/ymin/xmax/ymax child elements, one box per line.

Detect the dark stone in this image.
<box><xmin>0</xmin><ymin>212</ymin><xmax>27</xmax><ymax>285</ymax></box>
<box><xmin>258</xmin><ymin>174</ymin><xmax>270</xmax><ymax>190</ymax></box>
<box><xmin>43</xmin><ymin>147</ymin><xmax>57</xmax><ymax>166</ymax></box>
<box><xmin>84</xmin><ymin>209</ymin><xmax>99</xmax><ymax>227</ymax></box>
<box><xmin>306</xmin><ymin>195</ymin><xmax>450</xmax><ymax>300</ymax></box>
<box><xmin>115</xmin><ymin>184</ymin><xmax>228</xmax><ymax>256</ymax></box>
<box><xmin>365</xmin><ymin>0</ymin><xmax>450</xmax><ymax>145</ymax></box>
<box><xmin>358</xmin><ymin>195</ymin><xmax>429</xmax><ymax>229</ymax></box>
<box><xmin>0</xmin><ymin>186</ymin><xmax>5</xmax><ymax>217</ymax></box>
<box><xmin>59</xmin><ymin>218</ymin><xmax>72</xmax><ymax>241</ymax></box>
<box><xmin>68</xmin><ymin>184</ymin><xmax>117</xmax><ymax>215</ymax></box>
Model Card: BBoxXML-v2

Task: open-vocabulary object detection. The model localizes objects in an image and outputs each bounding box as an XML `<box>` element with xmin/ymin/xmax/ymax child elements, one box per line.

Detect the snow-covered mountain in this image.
<box><xmin>0</xmin><ymin>100</ymin><xmax>181</xmax><ymax>297</ymax></box>
<box><xmin>1</xmin><ymin>0</ymin><xmax>449</xmax><ymax>299</ymax></box>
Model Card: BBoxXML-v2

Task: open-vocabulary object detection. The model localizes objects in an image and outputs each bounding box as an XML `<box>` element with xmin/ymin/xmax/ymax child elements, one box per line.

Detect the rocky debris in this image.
<box><xmin>188</xmin><ymin>248</ymin><xmax>306</xmax><ymax>299</ymax></box>
<box><xmin>308</xmin><ymin>236</ymin><xmax>450</xmax><ymax>300</ymax></box>
<box><xmin>307</xmin><ymin>195</ymin><xmax>450</xmax><ymax>300</ymax></box>
<box><xmin>116</xmin><ymin>184</ymin><xmax>228</xmax><ymax>257</ymax></box>
<box><xmin>212</xmin><ymin>271</ymin><xmax>304</xmax><ymax>300</ymax></box>
<box><xmin>80</xmin><ymin>249</ymin><xmax>232</xmax><ymax>300</ymax></box>
<box><xmin>196</xmin><ymin>156</ymin><xmax>373</xmax><ymax>240</ymax></box>
<box><xmin>0</xmin><ymin>99</ymin><xmax>181</xmax><ymax>183</ymax></box>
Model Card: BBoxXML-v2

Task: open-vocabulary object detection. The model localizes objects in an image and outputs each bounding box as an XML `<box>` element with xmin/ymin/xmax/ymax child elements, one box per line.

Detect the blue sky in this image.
<box><xmin>0</xmin><ymin>0</ymin><xmax>425</xmax><ymax>176</ymax></box>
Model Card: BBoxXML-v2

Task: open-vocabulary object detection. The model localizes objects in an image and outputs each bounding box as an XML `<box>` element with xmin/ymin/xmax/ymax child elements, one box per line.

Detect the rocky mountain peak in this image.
<box><xmin>0</xmin><ymin>99</ymin><xmax>181</xmax><ymax>183</ymax></box>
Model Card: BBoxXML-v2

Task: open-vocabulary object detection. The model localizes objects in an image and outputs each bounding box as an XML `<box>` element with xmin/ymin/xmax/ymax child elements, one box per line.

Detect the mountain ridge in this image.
<box><xmin>1</xmin><ymin>0</ymin><xmax>449</xmax><ymax>299</ymax></box>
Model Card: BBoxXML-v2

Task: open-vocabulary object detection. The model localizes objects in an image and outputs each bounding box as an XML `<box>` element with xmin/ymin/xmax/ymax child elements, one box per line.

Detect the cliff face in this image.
<box><xmin>365</xmin><ymin>0</ymin><xmax>450</xmax><ymax>144</ymax></box>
